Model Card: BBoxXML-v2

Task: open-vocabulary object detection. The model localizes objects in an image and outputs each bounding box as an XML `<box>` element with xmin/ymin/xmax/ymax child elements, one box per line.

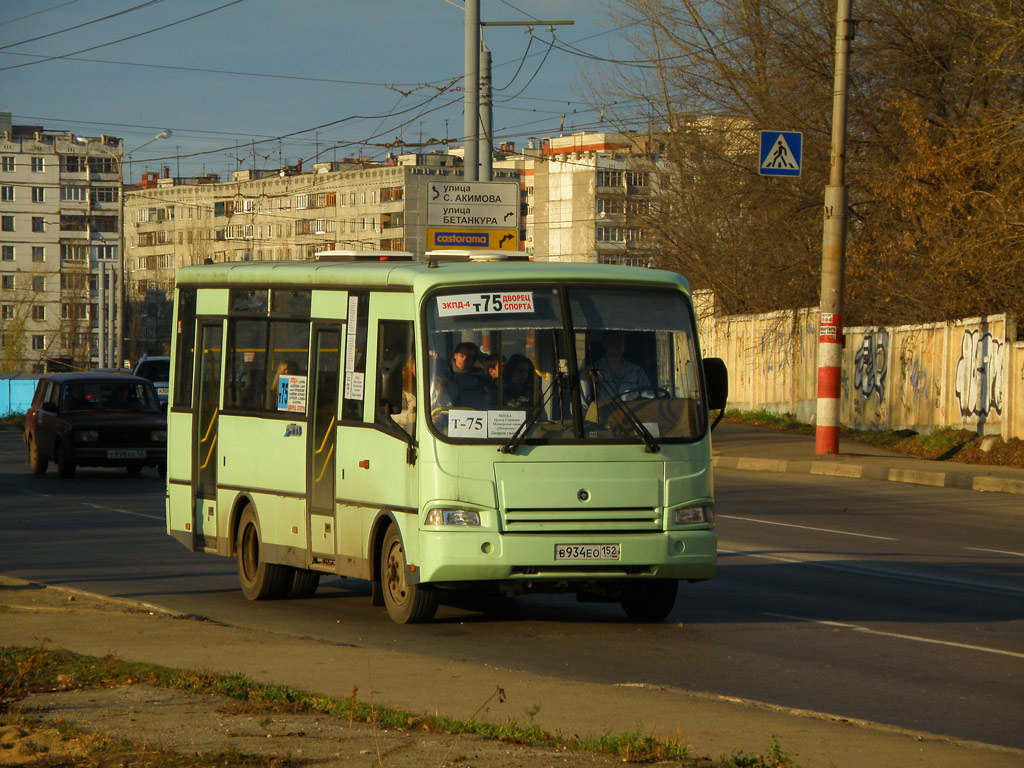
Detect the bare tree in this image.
<box><xmin>595</xmin><ymin>0</ymin><xmax>1024</xmax><ymax>325</ymax></box>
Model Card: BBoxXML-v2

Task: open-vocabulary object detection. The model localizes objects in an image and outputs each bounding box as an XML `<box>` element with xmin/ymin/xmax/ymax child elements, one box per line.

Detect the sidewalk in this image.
<box><xmin>2</xmin><ymin>576</ymin><xmax>1022</xmax><ymax>768</ymax></box>
<box><xmin>712</xmin><ymin>422</ymin><xmax>1024</xmax><ymax>496</ymax></box>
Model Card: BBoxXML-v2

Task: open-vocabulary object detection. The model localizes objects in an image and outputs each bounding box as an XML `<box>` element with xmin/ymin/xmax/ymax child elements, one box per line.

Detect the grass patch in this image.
<box><xmin>0</xmin><ymin>412</ymin><xmax>24</xmax><ymax>429</ymax></box>
<box><xmin>0</xmin><ymin>646</ymin><xmax>792</xmax><ymax>766</ymax></box>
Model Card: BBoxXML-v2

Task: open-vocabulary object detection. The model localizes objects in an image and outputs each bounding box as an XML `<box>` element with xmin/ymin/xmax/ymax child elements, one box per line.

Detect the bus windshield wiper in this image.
<box><xmin>593</xmin><ymin>373</ymin><xmax>660</xmax><ymax>453</ymax></box>
<box><xmin>499</xmin><ymin>374</ymin><xmax>560</xmax><ymax>455</ymax></box>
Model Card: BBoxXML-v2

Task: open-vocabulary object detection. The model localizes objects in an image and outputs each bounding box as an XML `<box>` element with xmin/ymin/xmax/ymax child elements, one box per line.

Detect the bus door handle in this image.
<box><xmin>358</xmin><ymin>459</ymin><xmax>370</xmax><ymax>469</ymax></box>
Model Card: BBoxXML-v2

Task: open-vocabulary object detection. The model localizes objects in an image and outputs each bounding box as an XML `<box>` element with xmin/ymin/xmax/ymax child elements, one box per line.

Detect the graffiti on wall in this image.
<box><xmin>954</xmin><ymin>329</ymin><xmax>1004</xmax><ymax>417</ymax></box>
<box><xmin>853</xmin><ymin>328</ymin><xmax>888</xmax><ymax>401</ymax></box>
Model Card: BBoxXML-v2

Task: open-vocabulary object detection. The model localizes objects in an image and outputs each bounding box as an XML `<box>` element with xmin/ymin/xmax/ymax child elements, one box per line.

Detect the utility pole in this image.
<box><xmin>463</xmin><ymin>0</ymin><xmax>480</xmax><ymax>181</ymax></box>
<box><xmin>479</xmin><ymin>42</ymin><xmax>492</xmax><ymax>181</ymax></box>
<box><xmin>815</xmin><ymin>0</ymin><xmax>853</xmax><ymax>454</ymax></box>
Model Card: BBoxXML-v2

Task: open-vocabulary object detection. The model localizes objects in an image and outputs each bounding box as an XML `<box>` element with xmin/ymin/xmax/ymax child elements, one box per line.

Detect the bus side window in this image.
<box><xmin>376</xmin><ymin>320</ymin><xmax>415</xmax><ymax>437</ymax></box>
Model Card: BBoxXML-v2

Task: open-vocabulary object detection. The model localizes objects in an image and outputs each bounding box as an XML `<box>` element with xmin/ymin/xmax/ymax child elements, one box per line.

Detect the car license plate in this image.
<box><xmin>107</xmin><ymin>449</ymin><xmax>146</xmax><ymax>459</ymax></box>
<box><xmin>554</xmin><ymin>543</ymin><xmax>620</xmax><ymax>561</ymax></box>
<box><xmin>157</xmin><ymin>387</ymin><xmax>169</xmax><ymax>396</ymax></box>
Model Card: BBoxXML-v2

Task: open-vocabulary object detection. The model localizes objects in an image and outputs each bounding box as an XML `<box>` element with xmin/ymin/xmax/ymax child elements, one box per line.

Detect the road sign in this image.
<box><xmin>427</xmin><ymin>181</ymin><xmax>520</xmax><ymax>251</ymax></box>
<box><xmin>759</xmin><ymin>131</ymin><xmax>803</xmax><ymax>177</ymax></box>
<box><xmin>428</xmin><ymin>228</ymin><xmax>518</xmax><ymax>250</ymax></box>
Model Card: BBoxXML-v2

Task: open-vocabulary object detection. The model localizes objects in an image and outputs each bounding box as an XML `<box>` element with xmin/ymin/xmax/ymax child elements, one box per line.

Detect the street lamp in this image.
<box><xmin>107</xmin><ymin>129</ymin><xmax>172</xmax><ymax>369</ymax></box>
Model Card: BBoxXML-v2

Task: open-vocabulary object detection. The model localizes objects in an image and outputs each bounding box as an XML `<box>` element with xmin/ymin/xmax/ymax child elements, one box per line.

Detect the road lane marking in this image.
<box><xmin>22</xmin><ymin>490</ymin><xmax>52</xmax><ymax>497</ymax></box>
<box><xmin>718</xmin><ymin>514</ymin><xmax>898</xmax><ymax>541</ymax></box>
<box><xmin>965</xmin><ymin>547</ymin><xmax>1024</xmax><ymax>558</ymax></box>
<box><xmin>763</xmin><ymin>612</ymin><xmax>1024</xmax><ymax>660</ymax></box>
<box><xmin>720</xmin><ymin>547</ymin><xmax>1024</xmax><ymax>598</ymax></box>
<box><xmin>80</xmin><ymin>502</ymin><xmax>162</xmax><ymax>521</ymax></box>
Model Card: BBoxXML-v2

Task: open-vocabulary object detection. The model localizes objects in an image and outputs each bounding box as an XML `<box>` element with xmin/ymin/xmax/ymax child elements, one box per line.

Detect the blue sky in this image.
<box><xmin>0</xmin><ymin>0</ymin><xmax>631</xmax><ymax>181</ymax></box>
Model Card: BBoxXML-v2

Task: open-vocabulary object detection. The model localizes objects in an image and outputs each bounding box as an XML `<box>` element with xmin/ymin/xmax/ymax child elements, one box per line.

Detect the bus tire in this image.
<box><xmin>621</xmin><ymin>579</ymin><xmax>678</xmax><ymax>621</ymax></box>
<box><xmin>28</xmin><ymin>436</ymin><xmax>48</xmax><ymax>474</ymax></box>
<box><xmin>289</xmin><ymin>569</ymin><xmax>320</xmax><ymax>598</ymax></box>
<box><xmin>236</xmin><ymin>505</ymin><xmax>290</xmax><ymax>600</ymax></box>
<box><xmin>381</xmin><ymin>523</ymin><xmax>437</xmax><ymax>624</ymax></box>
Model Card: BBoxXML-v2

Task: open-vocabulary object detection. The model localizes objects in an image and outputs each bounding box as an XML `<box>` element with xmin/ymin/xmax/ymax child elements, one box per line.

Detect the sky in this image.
<box><xmin>0</xmin><ymin>0</ymin><xmax>635</xmax><ymax>182</ymax></box>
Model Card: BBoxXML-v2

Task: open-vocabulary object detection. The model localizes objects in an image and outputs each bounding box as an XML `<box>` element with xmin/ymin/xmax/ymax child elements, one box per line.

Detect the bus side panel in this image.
<box><xmin>166</xmin><ymin>408</ymin><xmax>195</xmax><ymax>547</ymax></box>
<box><xmin>243</xmin><ymin>491</ymin><xmax>308</xmax><ymax>569</ymax></box>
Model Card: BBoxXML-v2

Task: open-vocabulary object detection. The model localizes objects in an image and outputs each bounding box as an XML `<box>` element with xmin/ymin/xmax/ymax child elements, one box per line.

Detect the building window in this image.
<box><xmin>31</xmin><ymin>157</ymin><xmax>44</xmax><ymax>172</ymax></box>
<box><xmin>32</xmin><ymin>217</ymin><xmax>45</xmax><ymax>233</ymax></box>
<box><xmin>597</xmin><ymin>170</ymin><xmax>623</xmax><ymax>187</ymax></box>
<box><xmin>32</xmin><ymin>246</ymin><xmax>45</xmax><ymax>262</ymax></box>
<box><xmin>1</xmin><ymin>216</ymin><xmax>13</xmax><ymax>231</ymax></box>
<box><xmin>32</xmin><ymin>187</ymin><xmax>45</xmax><ymax>203</ymax></box>
<box><xmin>60</xmin><ymin>186</ymin><xmax>87</xmax><ymax>202</ymax></box>
<box><xmin>33</xmin><ymin>306</ymin><xmax>45</xmax><ymax>321</ymax></box>
<box><xmin>1</xmin><ymin>305</ymin><xmax>11</xmax><ymax>319</ymax></box>
<box><xmin>90</xmin><ymin>188</ymin><xmax>117</xmax><ymax>204</ymax></box>
<box><xmin>61</xmin><ymin>244</ymin><xmax>88</xmax><ymax>261</ymax></box>
<box><xmin>1</xmin><ymin>275</ymin><xmax>13</xmax><ymax>289</ymax></box>
<box><xmin>1</xmin><ymin>246</ymin><xmax>12</xmax><ymax>261</ymax></box>
<box><xmin>92</xmin><ymin>244</ymin><xmax>116</xmax><ymax>260</ymax></box>
<box><xmin>88</xmin><ymin>157</ymin><xmax>116</xmax><ymax>174</ymax></box>
<box><xmin>32</xmin><ymin>335</ymin><xmax>45</xmax><ymax>351</ymax></box>
<box><xmin>1</xmin><ymin>156</ymin><xmax>13</xmax><ymax>172</ymax></box>
<box><xmin>64</xmin><ymin>156</ymin><xmax>86</xmax><ymax>173</ymax></box>
<box><xmin>33</xmin><ymin>276</ymin><xmax>45</xmax><ymax>292</ymax></box>
<box><xmin>1</xmin><ymin>186</ymin><xmax>13</xmax><ymax>202</ymax></box>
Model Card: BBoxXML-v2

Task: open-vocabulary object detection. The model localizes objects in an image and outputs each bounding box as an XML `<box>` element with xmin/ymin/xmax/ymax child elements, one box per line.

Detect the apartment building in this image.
<box><xmin>0</xmin><ymin>113</ymin><xmax>123</xmax><ymax>373</ymax></box>
<box><xmin>123</xmin><ymin>151</ymin><xmax>520</xmax><ymax>357</ymax></box>
<box><xmin>503</xmin><ymin>131</ymin><xmax>665</xmax><ymax>265</ymax></box>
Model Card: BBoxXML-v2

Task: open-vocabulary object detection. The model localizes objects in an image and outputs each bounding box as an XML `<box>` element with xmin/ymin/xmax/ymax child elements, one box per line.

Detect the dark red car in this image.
<box><xmin>24</xmin><ymin>372</ymin><xmax>167</xmax><ymax>478</ymax></box>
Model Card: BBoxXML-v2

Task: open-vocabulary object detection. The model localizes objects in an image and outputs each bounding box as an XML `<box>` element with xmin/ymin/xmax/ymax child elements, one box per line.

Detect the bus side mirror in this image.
<box><xmin>702</xmin><ymin>357</ymin><xmax>728</xmax><ymax>413</ymax></box>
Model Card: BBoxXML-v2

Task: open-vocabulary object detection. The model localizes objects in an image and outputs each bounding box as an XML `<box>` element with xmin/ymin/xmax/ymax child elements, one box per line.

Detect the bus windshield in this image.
<box><xmin>425</xmin><ymin>285</ymin><xmax>706</xmax><ymax>445</ymax></box>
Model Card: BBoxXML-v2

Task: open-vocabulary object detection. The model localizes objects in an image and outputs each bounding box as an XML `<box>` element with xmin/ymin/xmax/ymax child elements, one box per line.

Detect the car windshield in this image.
<box><xmin>61</xmin><ymin>380</ymin><xmax>161</xmax><ymax>413</ymax></box>
<box><xmin>135</xmin><ymin>359</ymin><xmax>170</xmax><ymax>382</ymax></box>
<box><xmin>424</xmin><ymin>285</ymin><xmax>706</xmax><ymax>445</ymax></box>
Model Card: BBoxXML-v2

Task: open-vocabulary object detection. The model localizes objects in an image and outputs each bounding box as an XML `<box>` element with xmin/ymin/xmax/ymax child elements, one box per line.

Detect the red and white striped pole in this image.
<box><xmin>816</xmin><ymin>0</ymin><xmax>852</xmax><ymax>455</ymax></box>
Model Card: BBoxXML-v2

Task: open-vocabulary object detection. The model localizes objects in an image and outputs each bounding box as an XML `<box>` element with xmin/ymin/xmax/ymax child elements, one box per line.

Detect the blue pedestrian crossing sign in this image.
<box><xmin>759</xmin><ymin>131</ymin><xmax>803</xmax><ymax>177</ymax></box>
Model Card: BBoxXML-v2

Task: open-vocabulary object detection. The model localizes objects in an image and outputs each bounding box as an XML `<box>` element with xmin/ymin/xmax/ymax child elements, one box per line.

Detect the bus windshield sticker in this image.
<box><xmin>447</xmin><ymin>409</ymin><xmax>526</xmax><ymax>439</ymax></box>
<box><xmin>437</xmin><ymin>292</ymin><xmax>534</xmax><ymax>317</ymax></box>
<box><xmin>344</xmin><ymin>295</ymin><xmax>362</xmax><ymax>400</ymax></box>
<box><xmin>277</xmin><ymin>375</ymin><xmax>307</xmax><ymax>413</ymax></box>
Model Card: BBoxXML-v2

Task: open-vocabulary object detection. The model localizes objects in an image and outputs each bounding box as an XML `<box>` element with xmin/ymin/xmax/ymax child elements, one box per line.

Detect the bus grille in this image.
<box><xmin>502</xmin><ymin>508</ymin><xmax>662</xmax><ymax>534</ymax></box>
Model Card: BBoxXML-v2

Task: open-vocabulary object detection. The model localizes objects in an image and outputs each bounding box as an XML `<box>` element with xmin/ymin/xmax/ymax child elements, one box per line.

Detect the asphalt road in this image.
<box><xmin>1</xmin><ymin>429</ymin><xmax>1021</xmax><ymax>750</ymax></box>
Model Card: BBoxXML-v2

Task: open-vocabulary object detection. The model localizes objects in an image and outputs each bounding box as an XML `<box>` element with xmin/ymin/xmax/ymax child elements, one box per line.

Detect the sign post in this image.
<box><xmin>426</xmin><ymin>180</ymin><xmax>520</xmax><ymax>251</ymax></box>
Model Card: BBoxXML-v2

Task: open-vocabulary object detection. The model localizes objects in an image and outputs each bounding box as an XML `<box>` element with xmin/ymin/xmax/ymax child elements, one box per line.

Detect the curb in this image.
<box><xmin>713</xmin><ymin>455</ymin><xmax>1024</xmax><ymax>496</ymax></box>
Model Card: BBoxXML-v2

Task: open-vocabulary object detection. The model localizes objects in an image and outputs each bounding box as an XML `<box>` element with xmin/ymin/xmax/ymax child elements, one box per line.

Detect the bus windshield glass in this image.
<box><xmin>424</xmin><ymin>285</ymin><xmax>706</xmax><ymax>445</ymax></box>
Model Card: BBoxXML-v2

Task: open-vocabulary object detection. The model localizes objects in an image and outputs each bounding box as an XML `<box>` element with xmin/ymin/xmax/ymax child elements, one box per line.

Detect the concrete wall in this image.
<box><xmin>696</xmin><ymin>293</ymin><xmax>1022</xmax><ymax>440</ymax></box>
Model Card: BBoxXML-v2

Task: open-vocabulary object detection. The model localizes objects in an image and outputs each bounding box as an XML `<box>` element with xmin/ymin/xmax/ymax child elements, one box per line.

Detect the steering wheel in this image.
<box><xmin>616</xmin><ymin>386</ymin><xmax>671</xmax><ymax>401</ymax></box>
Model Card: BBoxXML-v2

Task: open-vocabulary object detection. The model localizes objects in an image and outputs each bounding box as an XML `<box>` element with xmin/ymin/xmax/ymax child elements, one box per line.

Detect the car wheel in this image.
<box><xmin>27</xmin><ymin>436</ymin><xmax>48</xmax><ymax>474</ymax></box>
<box><xmin>381</xmin><ymin>523</ymin><xmax>438</xmax><ymax>623</ymax></box>
<box><xmin>55</xmin><ymin>440</ymin><xmax>76</xmax><ymax>479</ymax></box>
<box><xmin>236</xmin><ymin>504</ymin><xmax>290</xmax><ymax>600</ymax></box>
<box><xmin>621</xmin><ymin>579</ymin><xmax>678</xmax><ymax>621</ymax></box>
<box><xmin>289</xmin><ymin>569</ymin><xmax>321</xmax><ymax>598</ymax></box>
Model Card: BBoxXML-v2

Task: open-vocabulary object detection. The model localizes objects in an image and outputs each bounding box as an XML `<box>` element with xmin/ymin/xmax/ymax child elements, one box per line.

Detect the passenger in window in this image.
<box><xmin>431</xmin><ymin>341</ymin><xmax>488</xmax><ymax>416</ymax></box>
<box><xmin>580</xmin><ymin>331</ymin><xmax>651</xmax><ymax>409</ymax></box>
<box><xmin>389</xmin><ymin>360</ymin><xmax>417</xmax><ymax>435</ymax></box>
<box><xmin>481</xmin><ymin>354</ymin><xmax>501</xmax><ymax>407</ymax></box>
<box><xmin>502</xmin><ymin>354</ymin><xmax>535</xmax><ymax>410</ymax></box>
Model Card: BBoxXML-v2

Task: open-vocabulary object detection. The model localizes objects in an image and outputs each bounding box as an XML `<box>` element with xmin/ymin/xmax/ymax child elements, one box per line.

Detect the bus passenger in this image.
<box><xmin>502</xmin><ymin>354</ymin><xmax>535</xmax><ymax>409</ymax></box>
<box><xmin>432</xmin><ymin>341</ymin><xmax>488</xmax><ymax>415</ymax></box>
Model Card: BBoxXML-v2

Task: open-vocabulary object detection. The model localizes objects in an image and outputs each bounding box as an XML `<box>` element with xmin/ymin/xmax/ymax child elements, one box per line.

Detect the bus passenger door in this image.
<box><xmin>193</xmin><ymin>322</ymin><xmax>222</xmax><ymax>552</ymax></box>
<box><xmin>307</xmin><ymin>326</ymin><xmax>341</xmax><ymax>567</ymax></box>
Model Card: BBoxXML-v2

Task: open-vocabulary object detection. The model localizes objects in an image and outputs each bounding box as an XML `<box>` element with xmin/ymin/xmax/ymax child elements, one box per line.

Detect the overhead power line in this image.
<box><xmin>0</xmin><ymin>0</ymin><xmax>166</xmax><ymax>52</ymax></box>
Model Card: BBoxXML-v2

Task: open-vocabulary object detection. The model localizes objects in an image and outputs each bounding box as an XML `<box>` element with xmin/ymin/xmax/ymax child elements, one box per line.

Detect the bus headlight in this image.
<box><xmin>425</xmin><ymin>508</ymin><xmax>481</xmax><ymax>526</ymax></box>
<box><xmin>673</xmin><ymin>505</ymin><xmax>713</xmax><ymax>524</ymax></box>
<box><xmin>151</xmin><ymin>430</ymin><xmax>167</xmax><ymax>442</ymax></box>
<box><xmin>75</xmin><ymin>430</ymin><xmax>99</xmax><ymax>442</ymax></box>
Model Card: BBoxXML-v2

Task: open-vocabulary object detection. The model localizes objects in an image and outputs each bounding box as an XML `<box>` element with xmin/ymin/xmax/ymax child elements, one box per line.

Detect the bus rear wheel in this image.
<box><xmin>289</xmin><ymin>569</ymin><xmax>320</xmax><ymax>598</ymax></box>
<box><xmin>381</xmin><ymin>523</ymin><xmax>437</xmax><ymax>623</ymax></box>
<box><xmin>237</xmin><ymin>505</ymin><xmax>290</xmax><ymax>600</ymax></box>
<box><xmin>621</xmin><ymin>579</ymin><xmax>678</xmax><ymax>621</ymax></box>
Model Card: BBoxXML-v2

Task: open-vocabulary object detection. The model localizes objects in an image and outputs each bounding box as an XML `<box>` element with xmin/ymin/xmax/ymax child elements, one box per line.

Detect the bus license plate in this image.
<box><xmin>554</xmin><ymin>543</ymin><xmax>620</xmax><ymax>561</ymax></box>
<box><xmin>107</xmin><ymin>449</ymin><xmax>145</xmax><ymax>459</ymax></box>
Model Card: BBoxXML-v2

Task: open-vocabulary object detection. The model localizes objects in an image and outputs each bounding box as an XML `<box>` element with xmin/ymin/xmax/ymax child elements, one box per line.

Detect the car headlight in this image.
<box><xmin>673</xmin><ymin>505</ymin><xmax>713</xmax><ymax>525</ymax></box>
<box><xmin>425</xmin><ymin>508</ymin><xmax>481</xmax><ymax>526</ymax></box>
<box><xmin>151</xmin><ymin>430</ymin><xmax>167</xmax><ymax>442</ymax></box>
<box><xmin>75</xmin><ymin>430</ymin><xmax>99</xmax><ymax>442</ymax></box>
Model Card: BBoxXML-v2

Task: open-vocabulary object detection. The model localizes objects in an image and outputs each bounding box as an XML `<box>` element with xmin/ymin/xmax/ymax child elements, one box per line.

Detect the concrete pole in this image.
<box><xmin>479</xmin><ymin>43</ymin><xmax>492</xmax><ymax>182</ymax></box>
<box><xmin>97</xmin><ymin>261</ymin><xmax>106</xmax><ymax>368</ymax></box>
<box><xmin>815</xmin><ymin>0</ymin><xmax>853</xmax><ymax>454</ymax></box>
<box><xmin>463</xmin><ymin>0</ymin><xmax>480</xmax><ymax>181</ymax></box>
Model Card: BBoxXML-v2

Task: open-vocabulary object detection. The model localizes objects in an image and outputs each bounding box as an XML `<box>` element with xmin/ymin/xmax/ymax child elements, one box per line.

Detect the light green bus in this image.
<box><xmin>165</xmin><ymin>250</ymin><xmax>728</xmax><ymax>623</ymax></box>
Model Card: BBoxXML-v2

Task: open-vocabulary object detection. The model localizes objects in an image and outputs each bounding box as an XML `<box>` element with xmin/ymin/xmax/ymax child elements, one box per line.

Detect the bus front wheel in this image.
<box><xmin>237</xmin><ymin>505</ymin><xmax>290</xmax><ymax>600</ymax></box>
<box><xmin>621</xmin><ymin>579</ymin><xmax>678</xmax><ymax>621</ymax></box>
<box><xmin>381</xmin><ymin>524</ymin><xmax>438</xmax><ymax>623</ymax></box>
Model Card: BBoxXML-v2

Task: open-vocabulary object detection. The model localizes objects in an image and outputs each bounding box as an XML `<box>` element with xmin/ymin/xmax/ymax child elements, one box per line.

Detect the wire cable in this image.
<box><xmin>0</xmin><ymin>0</ymin><xmax>166</xmax><ymax>52</ymax></box>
